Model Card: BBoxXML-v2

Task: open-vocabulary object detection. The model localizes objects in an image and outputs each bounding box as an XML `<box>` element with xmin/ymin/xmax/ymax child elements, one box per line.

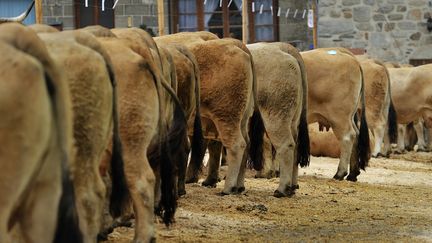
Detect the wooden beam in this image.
<box><xmin>242</xmin><ymin>0</ymin><xmax>248</xmax><ymax>44</ymax></box>
<box><xmin>157</xmin><ymin>0</ymin><xmax>165</xmax><ymax>35</ymax></box>
<box><xmin>312</xmin><ymin>0</ymin><xmax>318</xmax><ymax>48</ymax></box>
<box><xmin>35</xmin><ymin>0</ymin><xmax>42</xmax><ymax>24</ymax></box>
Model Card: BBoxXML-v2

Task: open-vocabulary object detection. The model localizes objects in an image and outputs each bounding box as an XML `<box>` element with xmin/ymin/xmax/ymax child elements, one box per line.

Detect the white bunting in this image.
<box><xmin>277</xmin><ymin>7</ymin><xmax>281</xmax><ymax>16</ymax></box>
<box><xmin>259</xmin><ymin>4</ymin><xmax>263</xmax><ymax>14</ymax></box>
<box><xmin>204</xmin><ymin>0</ymin><xmax>207</xmax><ymax>5</ymax></box>
<box><xmin>102</xmin><ymin>0</ymin><xmax>105</xmax><ymax>11</ymax></box>
<box><xmin>308</xmin><ymin>9</ymin><xmax>314</xmax><ymax>28</ymax></box>
<box><xmin>302</xmin><ymin>9</ymin><xmax>306</xmax><ymax>18</ymax></box>
<box><xmin>270</xmin><ymin>6</ymin><xmax>273</xmax><ymax>16</ymax></box>
<box><xmin>285</xmin><ymin>8</ymin><xmax>290</xmax><ymax>18</ymax></box>
<box><xmin>85</xmin><ymin>0</ymin><xmax>88</xmax><ymax>7</ymax></box>
<box><xmin>293</xmin><ymin>9</ymin><xmax>298</xmax><ymax>18</ymax></box>
<box><xmin>228</xmin><ymin>0</ymin><xmax>233</xmax><ymax>8</ymax></box>
<box><xmin>113</xmin><ymin>0</ymin><xmax>119</xmax><ymax>9</ymax></box>
<box><xmin>219</xmin><ymin>0</ymin><xmax>222</xmax><ymax>7</ymax></box>
<box><xmin>252</xmin><ymin>2</ymin><xmax>255</xmax><ymax>12</ymax></box>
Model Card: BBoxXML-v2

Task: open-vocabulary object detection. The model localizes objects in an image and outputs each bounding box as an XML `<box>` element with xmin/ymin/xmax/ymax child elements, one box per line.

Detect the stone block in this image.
<box><xmin>42</xmin><ymin>6</ymin><xmax>52</xmax><ymax>17</ymax></box>
<box><xmin>398</xmin><ymin>21</ymin><xmax>417</xmax><ymax>30</ymax></box>
<box><xmin>353</xmin><ymin>40</ymin><xmax>368</xmax><ymax>48</ymax></box>
<box><xmin>373</xmin><ymin>14</ymin><xmax>386</xmax><ymax>21</ymax></box>
<box><xmin>60</xmin><ymin>16</ymin><xmax>74</xmax><ymax>29</ymax></box>
<box><xmin>356</xmin><ymin>22</ymin><xmax>374</xmax><ymax>31</ymax></box>
<box><xmin>388</xmin><ymin>0</ymin><xmax>405</xmax><ymax>3</ymax></box>
<box><xmin>370</xmin><ymin>32</ymin><xmax>392</xmax><ymax>48</ymax></box>
<box><xmin>319</xmin><ymin>0</ymin><xmax>337</xmax><ymax>7</ymax></box>
<box><xmin>115</xmin><ymin>16</ymin><xmax>130</xmax><ymax>27</ymax></box>
<box><xmin>318</xmin><ymin>18</ymin><xmax>355</xmax><ymax>35</ymax></box>
<box><xmin>376</xmin><ymin>22</ymin><xmax>383</xmax><ymax>31</ymax></box>
<box><xmin>410</xmin><ymin>32</ymin><xmax>421</xmax><ymax>40</ymax></box>
<box><xmin>133</xmin><ymin>16</ymin><xmax>142</xmax><ymax>27</ymax></box>
<box><xmin>408</xmin><ymin>0</ymin><xmax>426</xmax><ymax>6</ymax></box>
<box><xmin>343</xmin><ymin>8</ymin><xmax>353</xmax><ymax>18</ymax></box>
<box><xmin>388</xmin><ymin>14</ymin><xmax>403</xmax><ymax>21</ymax></box>
<box><xmin>330</xmin><ymin>9</ymin><xmax>341</xmax><ymax>18</ymax></box>
<box><xmin>377</xmin><ymin>4</ymin><xmax>394</xmax><ymax>14</ymax></box>
<box><xmin>363</xmin><ymin>0</ymin><xmax>375</xmax><ymax>5</ymax></box>
<box><xmin>342</xmin><ymin>0</ymin><xmax>361</xmax><ymax>6</ymax></box>
<box><xmin>407</xmin><ymin>9</ymin><xmax>422</xmax><ymax>21</ymax></box>
<box><xmin>353</xmin><ymin>6</ymin><xmax>371</xmax><ymax>22</ymax></box>
<box><xmin>396</xmin><ymin>6</ymin><xmax>407</xmax><ymax>12</ymax></box>
<box><xmin>384</xmin><ymin>22</ymin><xmax>395</xmax><ymax>31</ymax></box>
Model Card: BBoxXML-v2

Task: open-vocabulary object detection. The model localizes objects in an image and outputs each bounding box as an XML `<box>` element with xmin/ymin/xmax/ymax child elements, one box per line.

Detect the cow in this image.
<box><xmin>82</xmin><ymin>26</ymin><xmax>187</xmax><ymax>242</ymax></box>
<box><xmin>28</xmin><ymin>27</ymin><xmax>129</xmax><ymax>243</ymax></box>
<box><xmin>112</xmin><ymin>28</ymin><xmax>204</xmax><ymax>196</ymax></box>
<box><xmin>387</xmin><ymin>64</ymin><xmax>432</xmax><ymax>153</ymax></box>
<box><xmin>0</xmin><ymin>23</ymin><xmax>82</xmax><ymax>243</ymax></box>
<box><xmin>301</xmin><ymin>48</ymin><xmax>370</xmax><ymax>181</ymax></box>
<box><xmin>359</xmin><ymin>58</ymin><xmax>397</xmax><ymax>157</ymax></box>
<box><xmin>155</xmin><ymin>32</ymin><xmax>266</xmax><ymax>195</ymax></box>
<box><xmin>309</xmin><ymin>123</ymin><xmax>376</xmax><ymax>159</ymax></box>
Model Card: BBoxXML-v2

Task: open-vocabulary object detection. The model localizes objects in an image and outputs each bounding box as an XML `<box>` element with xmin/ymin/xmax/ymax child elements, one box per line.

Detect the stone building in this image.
<box><xmin>318</xmin><ymin>0</ymin><xmax>432</xmax><ymax>63</ymax></box>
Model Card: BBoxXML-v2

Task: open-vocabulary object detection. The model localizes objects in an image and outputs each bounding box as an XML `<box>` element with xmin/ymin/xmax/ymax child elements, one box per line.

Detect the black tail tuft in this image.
<box><xmin>388</xmin><ymin>99</ymin><xmax>398</xmax><ymax>144</ymax></box>
<box><xmin>248</xmin><ymin>109</ymin><xmax>265</xmax><ymax>171</ymax></box>
<box><xmin>54</xmin><ymin>162</ymin><xmax>83</xmax><ymax>243</ymax></box>
<box><xmin>357</xmin><ymin>110</ymin><xmax>371</xmax><ymax>171</ymax></box>
<box><xmin>107</xmin><ymin>66</ymin><xmax>130</xmax><ymax>219</ymax></box>
<box><xmin>297</xmin><ymin>111</ymin><xmax>310</xmax><ymax>168</ymax></box>
<box><xmin>186</xmin><ymin>106</ymin><xmax>205</xmax><ymax>182</ymax></box>
<box><xmin>157</xmin><ymin>101</ymin><xmax>187</xmax><ymax>226</ymax></box>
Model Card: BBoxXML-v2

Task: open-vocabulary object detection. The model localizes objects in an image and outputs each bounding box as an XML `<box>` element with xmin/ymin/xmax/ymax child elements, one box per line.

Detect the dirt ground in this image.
<box><xmin>105</xmin><ymin>152</ymin><xmax>432</xmax><ymax>242</ymax></box>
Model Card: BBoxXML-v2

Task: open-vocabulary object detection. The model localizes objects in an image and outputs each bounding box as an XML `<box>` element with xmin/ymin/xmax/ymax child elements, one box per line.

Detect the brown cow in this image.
<box><xmin>301</xmin><ymin>48</ymin><xmax>370</xmax><ymax>181</ymax></box>
<box><xmin>83</xmin><ymin>26</ymin><xmax>187</xmax><ymax>242</ymax></box>
<box><xmin>156</xmin><ymin>32</ymin><xmax>265</xmax><ymax>195</ymax></box>
<box><xmin>0</xmin><ymin>23</ymin><xmax>82</xmax><ymax>243</ymax></box>
<box><xmin>359</xmin><ymin>58</ymin><xmax>397</xmax><ymax>157</ymax></box>
<box><xmin>387</xmin><ymin>64</ymin><xmax>432</xmax><ymax>152</ymax></box>
<box><xmin>30</xmin><ymin>28</ymin><xmax>129</xmax><ymax>243</ymax></box>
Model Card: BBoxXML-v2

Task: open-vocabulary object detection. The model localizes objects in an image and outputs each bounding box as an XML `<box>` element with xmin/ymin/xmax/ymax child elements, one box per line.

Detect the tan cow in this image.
<box><xmin>29</xmin><ymin>27</ymin><xmax>129</xmax><ymax>243</ymax></box>
<box><xmin>309</xmin><ymin>123</ymin><xmax>376</xmax><ymax>158</ymax></box>
<box><xmin>359</xmin><ymin>58</ymin><xmax>397</xmax><ymax>157</ymax></box>
<box><xmin>156</xmin><ymin>32</ymin><xmax>265</xmax><ymax>195</ymax></box>
<box><xmin>301</xmin><ymin>48</ymin><xmax>370</xmax><ymax>181</ymax></box>
<box><xmin>387</xmin><ymin>64</ymin><xmax>432</xmax><ymax>152</ymax></box>
<box><xmin>0</xmin><ymin>23</ymin><xmax>82</xmax><ymax>243</ymax></box>
<box><xmin>83</xmin><ymin>26</ymin><xmax>187</xmax><ymax>242</ymax></box>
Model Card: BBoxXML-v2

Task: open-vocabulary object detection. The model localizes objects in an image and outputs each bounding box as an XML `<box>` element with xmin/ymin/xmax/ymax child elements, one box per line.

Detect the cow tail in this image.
<box><xmin>357</xmin><ymin>66</ymin><xmax>371</xmax><ymax>170</ymax></box>
<box><xmin>247</xmin><ymin>52</ymin><xmax>265</xmax><ymax>171</ymax></box>
<box><xmin>45</xmin><ymin>74</ymin><xmax>83</xmax><ymax>243</ymax></box>
<box><xmin>183</xmin><ymin>49</ymin><xmax>205</xmax><ymax>183</ymax></box>
<box><xmin>383</xmin><ymin>66</ymin><xmax>398</xmax><ymax>143</ymax></box>
<box><xmin>106</xmin><ymin>65</ymin><xmax>130</xmax><ymax>218</ymax></box>
<box><xmin>147</xmin><ymin>63</ymin><xmax>184</xmax><ymax>226</ymax></box>
<box><xmin>296</xmin><ymin>54</ymin><xmax>310</xmax><ymax>168</ymax></box>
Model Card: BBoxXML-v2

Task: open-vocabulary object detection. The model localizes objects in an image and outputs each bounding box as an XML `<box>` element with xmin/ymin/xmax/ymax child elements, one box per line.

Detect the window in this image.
<box><xmin>74</xmin><ymin>0</ymin><xmax>114</xmax><ymax>28</ymax></box>
<box><xmin>173</xmin><ymin>0</ymin><xmax>278</xmax><ymax>42</ymax></box>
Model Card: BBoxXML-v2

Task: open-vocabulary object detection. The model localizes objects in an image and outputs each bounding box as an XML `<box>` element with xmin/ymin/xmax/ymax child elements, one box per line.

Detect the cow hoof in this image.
<box><xmin>376</xmin><ymin>152</ymin><xmax>388</xmax><ymax>158</ymax></box>
<box><xmin>185</xmin><ymin>176</ymin><xmax>199</xmax><ymax>184</ymax></box>
<box><xmin>150</xmin><ymin>237</ymin><xmax>156</xmax><ymax>243</ymax></box>
<box><xmin>178</xmin><ymin>188</ymin><xmax>186</xmax><ymax>197</ymax></box>
<box><xmin>417</xmin><ymin>148</ymin><xmax>429</xmax><ymax>152</ymax></box>
<box><xmin>273</xmin><ymin>190</ymin><xmax>286</xmax><ymax>198</ymax></box>
<box><xmin>275</xmin><ymin>171</ymin><xmax>280</xmax><ymax>178</ymax></box>
<box><xmin>97</xmin><ymin>232</ymin><xmax>110</xmax><ymax>242</ymax></box>
<box><xmin>346</xmin><ymin>174</ymin><xmax>358</xmax><ymax>182</ymax></box>
<box><xmin>237</xmin><ymin>186</ymin><xmax>245</xmax><ymax>193</ymax></box>
<box><xmin>202</xmin><ymin>178</ymin><xmax>218</xmax><ymax>188</ymax></box>
<box><xmin>273</xmin><ymin>188</ymin><xmax>295</xmax><ymax>198</ymax></box>
<box><xmin>292</xmin><ymin>184</ymin><xmax>299</xmax><ymax>190</ymax></box>
<box><xmin>333</xmin><ymin>173</ymin><xmax>346</xmax><ymax>181</ymax></box>
<box><xmin>393</xmin><ymin>150</ymin><xmax>405</xmax><ymax>155</ymax></box>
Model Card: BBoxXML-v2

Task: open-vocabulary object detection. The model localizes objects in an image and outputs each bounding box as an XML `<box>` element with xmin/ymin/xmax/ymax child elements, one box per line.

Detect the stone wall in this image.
<box><xmin>318</xmin><ymin>0</ymin><xmax>432</xmax><ymax>63</ymax></box>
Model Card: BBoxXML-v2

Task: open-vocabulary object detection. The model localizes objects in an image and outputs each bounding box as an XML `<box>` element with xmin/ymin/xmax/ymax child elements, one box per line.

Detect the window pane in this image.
<box><xmin>253</xmin><ymin>0</ymin><xmax>274</xmax><ymax>41</ymax></box>
<box><xmin>179</xmin><ymin>14</ymin><xmax>197</xmax><ymax>30</ymax></box>
<box><xmin>179</xmin><ymin>0</ymin><xmax>196</xmax><ymax>13</ymax></box>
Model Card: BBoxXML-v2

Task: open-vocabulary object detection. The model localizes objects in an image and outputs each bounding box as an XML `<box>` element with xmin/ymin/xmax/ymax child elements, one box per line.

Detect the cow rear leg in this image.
<box><xmin>19</xmin><ymin>149</ymin><xmax>62</xmax><ymax>243</ymax></box>
<box><xmin>371</xmin><ymin>125</ymin><xmax>385</xmax><ymax>157</ymax></box>
<box><xmin>333</xmin><ymin>123</ymin><xmax>356</xmax><ymax>180</ymax></box>
<box><xmin>255</xmin><ymin>138</ymin><xmax>276</xmax><ymax>179</ymax></box>
<box><xmin>202</xmin><ymin>140</ymin><xmax>222</xmax><ymax>188</ymax></box>
<box><xmin>221</xmin><ymin>139</ymin><xmax>247</xmax><ymax>195</ymax></box>
<box><xmin>396</xmin><ymin>124</ymin><xmax>406</xmax><ymax>153</ymax></box>
<box><xmin>414</xmin><ymin>122</ymin><xmax>428</xmax><ymax>152</ymax></box>
<box><xmin>125</xmin><ymin>153</ymin><xmax>156</xmax><ymax>243</ymax></box>
<box><xmin>274</xmin><ymin>140</ymin><xmax>296</xmax><ymax>198</ymax></box>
